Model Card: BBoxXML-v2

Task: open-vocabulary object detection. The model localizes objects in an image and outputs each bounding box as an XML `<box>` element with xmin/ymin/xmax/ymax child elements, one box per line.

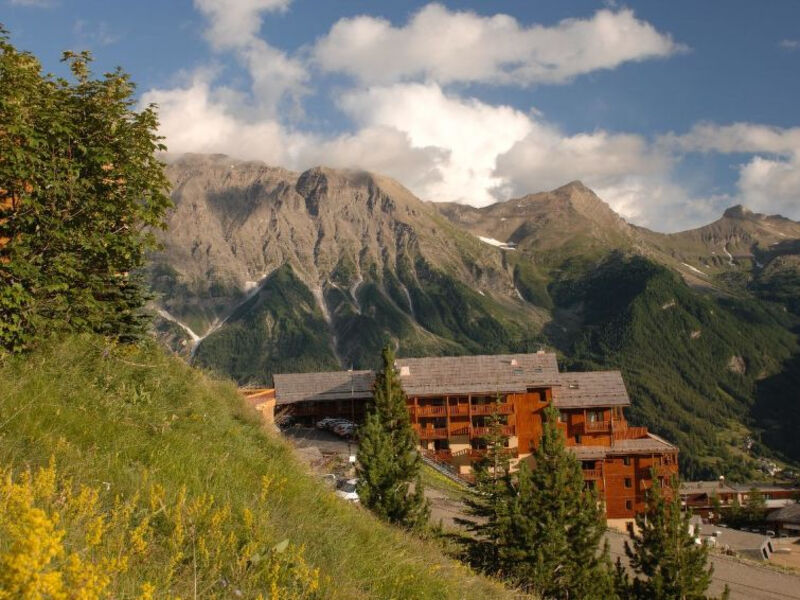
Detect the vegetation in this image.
<box><xmin>725</xmin><ymin>488</ymin><xmax>768</xmax><ymax>529</ymax></box>
<box><xmin>457</xmin><ymin>405</ymin><xmax>614</xmax><ymax>599</ymax></box>
<box><xmin>0</xmin><ymin>335</ymin><xmax>518</xmax><ymax>599</ymax></box>
<box><xmin>356</xmin><ymin>346</ymin><xmax>429</xmax><ymax>529</ymax></box>
<box><xmin>0</xmin><ymin>30</ymin><xmax>171</xmax><ymax>353</ymax></box>
<box><xmin>554</xmin><ymin>252</ymin><xmax>799</xmax><ymax>478</ymax></box>
<box><xmin>623</xmin><ymin>477</ymin><xmax>726</xmax><ymax>600</ymax></box>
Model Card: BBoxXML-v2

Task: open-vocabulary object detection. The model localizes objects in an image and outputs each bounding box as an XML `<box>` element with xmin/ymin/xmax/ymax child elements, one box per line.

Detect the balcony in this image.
<box><xmin>422</xmin><ymin>449</ymin><xmax>452</xmax><ymax>461</ymax></box>
<box><xmin>613</xmin><ymin>426</ymin><xmax>648</xmax><ymax>441</ymax></box>
<box><xmin>449</xmin><ymin>404</ymin><xmax>470</xmax><ymax>416</ymax></box>
<box><xmin>471</xmin><ymin>425</ymin><xmax>515</xmax><ymax>438</ymax></box>
<box><xmin>414</xmin><ymin>426</ymin><xmax>448</xmax><ymax>440</ymax></box>
<box><xmin>471</xmin><ymin>403</ymin><xmax>513</xmax><ymax>416</ymax></box>
<box><xmin>449</xmin><ymin>424</ymin><xmax>471</xmax><ymax>436</ymax></box>
<box><xmin>415</xmin><ymin>405</ymin><xmax>447</xmax><ymax>417</ymax></box>
<box><xmin>452</xmin><ymin>448</ymin><xmax>516</xmax><ymax>460</ymax></box>
<box><xmin>582</xmin><ymin>468</ymin><xmax>603</xmax><ymax>480</ymax></box>
<box><xmin>583</xmin><ymin>420</ymin><xmax>611</xmax><ymax>433</ymax></box>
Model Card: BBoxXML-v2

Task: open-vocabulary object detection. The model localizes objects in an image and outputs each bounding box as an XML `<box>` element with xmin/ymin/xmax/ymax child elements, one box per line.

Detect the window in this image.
<box><xmin>574</xmin><ymin>435</ymin><xmax>582</xmax><ymax>444</ymax></box>
<box><xmin>587</xmin><ymin>410</ymin><xmax>601</xmax><ymax>423</ymax></box>
<box><xmin>559</xmin><ymin>411</ymin><xmax>568</xmax><ymax>423</ymax></box>
<box><xmin>625</xmin><ymin>477</ymin><xmax>632</xmax><ymax>488</ymax></box>
<box><xmin>625</xmin><ymin>500</ymin><xmax>633</xmax><ymax>511</ymax></box>
<box><xmin>623</xmin><ymin>456</ymin><xmax>631</xmax><ymax>466</ymax></box>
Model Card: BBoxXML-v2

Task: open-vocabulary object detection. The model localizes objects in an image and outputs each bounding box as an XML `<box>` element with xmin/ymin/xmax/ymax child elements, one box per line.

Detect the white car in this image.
<box><xmin>335</xmin><ymin>478</ymin><xmax>359</xmax><ymax>502</ymax></box>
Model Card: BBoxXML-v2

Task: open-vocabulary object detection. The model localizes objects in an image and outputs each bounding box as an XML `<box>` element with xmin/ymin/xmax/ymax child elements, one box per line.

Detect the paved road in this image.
<box><xmin>606</xmin><ymin>530</ymin><xmax>800</xmax><ymax>600</ymax></box>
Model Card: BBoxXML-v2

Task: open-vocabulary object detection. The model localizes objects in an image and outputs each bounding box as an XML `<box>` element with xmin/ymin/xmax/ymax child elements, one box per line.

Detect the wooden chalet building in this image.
<box><xmin>274</xmin><ymin>352</ymin><xmax>678</xmax><ymax>519</ymax></box>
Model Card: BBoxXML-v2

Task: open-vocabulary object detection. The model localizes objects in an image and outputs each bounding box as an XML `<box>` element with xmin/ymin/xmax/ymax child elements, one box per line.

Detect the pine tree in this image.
<box><xmin>356</xmin><ymin>345</ymin><xmax>429</xmax><ymax>529</ymax></box>
<box><xmin>456</xmin><ymin>397</ymin><xmax>515</xmax><ymax>576</ymax></box>
<box><xmin>624</xmin><ymin>475</ymin><xmax>728</xmax><ymax>600</ymax></box>
<box><xmin>503</xmin><ymin>405</ymin><xmax>615</xmax><ymax>599</ymax></box>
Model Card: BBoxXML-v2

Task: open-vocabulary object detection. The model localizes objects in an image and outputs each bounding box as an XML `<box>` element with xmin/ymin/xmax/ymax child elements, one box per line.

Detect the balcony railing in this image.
<box><xmin>449</xmin><ymin>424</ymin><xmax>471</xmax><ymax>436</ymax></box>
<box><xmin>470</xmin><ymin>403</ymin><xmax>514</xmax><ymax>416</ymax></box>
<box><xmin>414</xmin><ymin>426</ymin><xmax>449</xmax><ymax>440</ymax></box>
<box><xmin>449</xmin><ymin>404</ymin><xmax>470</xmax><ymax>416</ymax></box>
<box><xmin>613</xmin><ymin>426</ymin><xmax>648</xmax><ymax>441</ymax></box>
<box><xmin>582</xmin><ymin>468</ymin><xmax>603</xmax><ymax>480</ymax></box>
<box><xmin>422</xmin><ymin>449</ymin><xmax>453</xmax><ymax>461</ymax></box>
<box><xmin>471</xmin><ymin>425</ymin><xmax>515</xmax><ymax>438</ymax></box>
<box><xmin>452</xmin><ymin>448</ymin><xmax>516</xmax><ymax>460</ymax></box>
<box><xmin>415</xmin><ymin>405</ymin><xmax>447</xmax><ymax>417</ymax></box>
<box><xmin>584</xmin><ymin>420</ymin><xmax>611</xmax><ymax>433</ymax></box>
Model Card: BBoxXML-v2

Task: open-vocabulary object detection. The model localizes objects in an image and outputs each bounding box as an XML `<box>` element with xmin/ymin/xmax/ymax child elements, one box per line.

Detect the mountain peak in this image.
<box><xmin>722</xmin><ymin>204</ymin><xmax>753</xmax><ymax>220</ymax></box>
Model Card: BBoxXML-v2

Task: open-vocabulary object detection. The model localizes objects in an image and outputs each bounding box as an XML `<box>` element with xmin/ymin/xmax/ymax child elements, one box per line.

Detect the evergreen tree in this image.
<box><xmin>503</xmin><ymin>405</ymin><xmax>615</xmax><ymax>599</ymax></box>
<box><xmin>624</xmin><ymin>475</ymin><xmax>728</xmax><ymax>600</ymax></box>
<box><xmin>0</xmin><ymin>30</ymin><xmax>171</xmax><ymax>353</ymax></box>
<box><xmin>742</xmin><ymin>488</ymin><xmax>767</xmax><ymax>526</ymax></box>
<box><xmin>456</xmin><ymin>398</ymin><xmax>515</xmax><ymax>576</ymax></box>
<box><xmin>356</xmin><ymin>346</ymin><xmax>429</xmax><ymax>529</ymax></box>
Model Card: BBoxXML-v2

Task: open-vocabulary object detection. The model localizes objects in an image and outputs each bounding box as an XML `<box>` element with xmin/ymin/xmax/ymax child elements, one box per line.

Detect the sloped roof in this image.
<box><xmin>274</xmin><ymin>352</ymin><xmax>560</xmax><ymax>404</ymax></box>
<box><xmin>568</xmin><ymin>433</ymin><xmax>678</xmax><ymax>459</ymax></box>
<box><xmin>552</xmin><ymin>371</ymin><xmax>630</xmax><ymax>408</ymax></box>
<box><xmin>766</xmin><ymin>503</ymin><xmax>800</xmax><ymax>524</ymax></box>
<box><xmin>273</xmin><ymin>370</ymin><xmax>373</xmax><ymax>404</ymax></box>
<box><xmin>395</xmin><ymin>352</ymin><xmax>560</xmax><ymax>396</ymax></box>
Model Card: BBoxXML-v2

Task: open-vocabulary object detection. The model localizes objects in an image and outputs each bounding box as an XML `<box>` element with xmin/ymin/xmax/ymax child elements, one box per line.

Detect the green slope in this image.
<box><xmin>0</xmin><ymin>335</ymin><xmax>520</xmax><ymax>600</ymax></box>
<box><xmin>549</xmin><ymin>253</ymin><xmax>799</xmax><ymax>479</ymax></box>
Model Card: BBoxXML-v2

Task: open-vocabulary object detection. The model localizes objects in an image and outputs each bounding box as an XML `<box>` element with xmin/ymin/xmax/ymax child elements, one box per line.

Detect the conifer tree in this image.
<box><xmin>457</xmin><ymin>397</ymin><xmax>515</xmax><ymax>576</ymax></box>
<box><xmin>503</xmin><ymin>405</ymin><xmax>615</xmax><ymax>599</ymax></box>
<box><xmin>356</xmin><ymin>345</ymin><xmax>429</xmax><ymax>529</ymax></box>
<box><xmin>624</xmin><ymin>475</ymin><xmax>728</xmax><ymax>600</ymax></box>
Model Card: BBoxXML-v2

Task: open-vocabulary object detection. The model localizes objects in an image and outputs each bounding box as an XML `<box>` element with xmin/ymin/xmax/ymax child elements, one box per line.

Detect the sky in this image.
<box><xmin>3</xmin><ymin>0</ymin><xmax>800</xmax><ymax>232</ymax></box>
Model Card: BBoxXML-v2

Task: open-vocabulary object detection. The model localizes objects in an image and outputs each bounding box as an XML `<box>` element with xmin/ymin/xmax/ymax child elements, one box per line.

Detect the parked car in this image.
<box><xmin>335</xmin><ymin>478</ymin><xmax>359</xmax><ymax>502</ymax></box>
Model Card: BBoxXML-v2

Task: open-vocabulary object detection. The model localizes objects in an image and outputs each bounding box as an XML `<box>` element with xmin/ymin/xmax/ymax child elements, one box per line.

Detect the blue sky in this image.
<box><xmin>4</xmin><ymin>0</ymin><xmax>800</xmax><ymax>231</ymax></box>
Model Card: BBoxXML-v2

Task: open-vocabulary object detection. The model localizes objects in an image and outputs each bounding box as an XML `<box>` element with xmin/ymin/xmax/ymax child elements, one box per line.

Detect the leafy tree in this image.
<box><xmin>0</xmin><ymin>29</ymin><xmax>171</xmax><ymax>353</ymax></box>
<box><xmin>742</xmin><ymin>488</ymin><xmax>767</xmax><ymax>526</ymax></box>
<box><xmin>624</xmin><ymin>475</ymin><xmax>728</xmax><ymax>600</ymax></box>
<box><xmin>356</xmin><ymin>345</ymin><xmax>429</xmax><ymax>529</ymax></box>
<box><xmin>502</xmin><ymin>405</ymin><xmax>615</xmax><ymax>599</ymax></box>
<box><xmin>456</xmin><ymin>398</ymin><xmax>515</xmax><ymax>576</ymax></box>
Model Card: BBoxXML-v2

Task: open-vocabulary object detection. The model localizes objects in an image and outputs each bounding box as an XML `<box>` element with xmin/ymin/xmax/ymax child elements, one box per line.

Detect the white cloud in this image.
<box><xmin>73</xmin><ymin>19</ymin><xmax>119</xmax><ymax>47</ymax></box>
<box><xmin>9</xmin><ymin>0</ymin><xmax>53</xmax><ymax>6</ymax></box>
<box><xmin>337</xmin><ymin>83</ymin><xmax>533</xmax><ymax>205</ymax></box>
<box><xmin>737</xmin><ymin>156</ymin><xmax>800</xmax><ymax>218</ymax></box>
<box><xmin>662</xmin><ymin>122</ymin><xmax>800</xmax><ymax>155</ymax></box>
<box><xmin>313</xmin><ymin>5</ymin><xmax>684</xmax><ymax>86</ymax></box>
<box><xmin>780</xmin><ymin>39</ymin><xmax>800</xmax><ymax>50</ymax></box>
<box><xmin>193</xmin><ymin>0</ymin><xmax>307</xmax><ymax>116</ymax></box>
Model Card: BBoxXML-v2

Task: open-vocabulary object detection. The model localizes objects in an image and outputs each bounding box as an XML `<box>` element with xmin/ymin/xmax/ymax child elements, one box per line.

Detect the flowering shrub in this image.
<box><xmin>0</xmin><ymin>460</ymin><xmax>320</xmax><ymax>599</ymax></box>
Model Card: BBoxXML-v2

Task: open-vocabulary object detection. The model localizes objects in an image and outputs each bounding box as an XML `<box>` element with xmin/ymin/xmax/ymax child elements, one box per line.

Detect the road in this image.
<box><xmin>606</xmin><ymin>530</ymin><xmax>800</xmax><ymax>600</ymax></box>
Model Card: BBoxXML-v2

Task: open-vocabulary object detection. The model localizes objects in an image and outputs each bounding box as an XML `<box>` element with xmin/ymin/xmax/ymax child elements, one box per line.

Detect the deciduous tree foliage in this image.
<box><xmin>624</xmin><ymin>475</ymin><xmax>728</xmax><ymax>600</ymax></box>
<box><xmin>0</xmin><ymin>28</ymin><xmax>170</xmax><ymax>352</ymax></box>
<box><xmin>356</xmin><ymin>345</ymin><xmax>429</xmax><ymax>529</ymax></box>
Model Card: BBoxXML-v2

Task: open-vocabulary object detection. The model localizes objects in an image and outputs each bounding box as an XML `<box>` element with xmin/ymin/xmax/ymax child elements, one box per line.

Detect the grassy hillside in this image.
<box><xmin>0</xmin><ymin>335</ymin><xmax>520</xmax><ymax>600</ymax></box>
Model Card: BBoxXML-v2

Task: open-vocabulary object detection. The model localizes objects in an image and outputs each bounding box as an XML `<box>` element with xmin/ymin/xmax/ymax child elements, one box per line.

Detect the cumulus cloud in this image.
<box><xmin>193</xmin><ymin>0</ymin><xmax>307</xmax><ymax>116</ymax></box>
<box><xmin>312</xmin><ymin>5</ymin><xmax>684</xmax><ymax>86</ymax></box>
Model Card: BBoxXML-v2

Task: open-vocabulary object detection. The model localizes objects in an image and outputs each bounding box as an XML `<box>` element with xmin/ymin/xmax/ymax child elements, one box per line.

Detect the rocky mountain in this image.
<box><xmin>149</xmin><ymin>153</ymin><xmax>800</xmax><ymax>480</ymax></box>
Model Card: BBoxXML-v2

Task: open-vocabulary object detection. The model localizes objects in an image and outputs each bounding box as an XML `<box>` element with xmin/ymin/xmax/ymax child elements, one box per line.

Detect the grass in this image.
<box><xmin>420</xmin><ymin>464</ymin><xmax>471</xmax><ymax>503</ymax></box>
<box><xmin>0</xmin><ymin>334</ymin><xmax>522</xmax><ymax>600</ymax></box>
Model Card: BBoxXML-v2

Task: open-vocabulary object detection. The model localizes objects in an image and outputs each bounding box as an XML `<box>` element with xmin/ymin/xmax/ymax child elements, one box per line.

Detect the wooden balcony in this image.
<box><xmin>422</xmin><ymin>449</ymin><xmax>452</xmax><ymax>461</ymax></box>
<box><xmin>471</xmin><ymin>425</ymin><xmax>515</xmax><ymax>438</ymax></box>
<box><xmin>449</xmin><ymin>404</ymin><xmax>470</xmax><ymax>416</ymax></box>
<box><xmin>449</xmin><ymin>424</ymin><xmax>471</xmax><ymax>436</ymax></box>
<box><xmin>452</xmin><ymin>448</ymin><xmax>516</xmax><ymax>460</ymax></box>
<box><xmin>470</xmin><ymin>403</ymin><xmax>513</xmax><ymax>416</ymax></box>
<box><xmin>414</xmin><ymin>426</ymin><xmax>449</xmax><ymax>440</ymax></box>
<box><xmin>415</xmin><ymin>405</ymin><xmax>447</xmax><ymax>417</ymax></box>
<box><xmin>613</xmin><ymin>426</ymin><xmax>648</xmax><ymax>441</ymax></box>
<box><xmin>582</xmin><ymin>468</ymin><xmax>603</xmax><ymax>480</ymax></box>
<box><xmin>584</xmin><ymin>420</ymin><xmax>611</xmax><ymax>433</ymax></box>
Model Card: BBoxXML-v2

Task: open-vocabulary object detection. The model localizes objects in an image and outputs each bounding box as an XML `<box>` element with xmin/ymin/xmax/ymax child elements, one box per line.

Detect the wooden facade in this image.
<box><xmin>274</xmin><ymin>352</ymin><xmax>679</xmax><ymax>519</ymax></box>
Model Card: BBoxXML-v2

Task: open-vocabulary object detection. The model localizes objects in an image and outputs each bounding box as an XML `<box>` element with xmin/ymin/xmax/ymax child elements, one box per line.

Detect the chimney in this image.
<box><xmin>510</xmin><ymin>359</ymin><xmax>519</xmax><ymax>367</ymax></box>
<box><xmin>399</xmin><ymin>366</ymin><xmax>411</xmax><ymax>377</ymax></box>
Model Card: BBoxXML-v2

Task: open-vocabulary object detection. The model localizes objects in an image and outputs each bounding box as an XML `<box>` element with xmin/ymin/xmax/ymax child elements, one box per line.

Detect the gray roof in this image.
<box><xmin>680</xmin><ymin>481</ymin><xmax>739</xmax><ymax>496</ymax></box>
<box><xmin>274</xmin><ymin>352</ymin><xmax>560</xmax><ymax>404</ymax></box>
<box><xmin>273</xmin><ymin>352</ymin><xmax>632</xmax><ymax>409</ymax></box>
<box><xmin>568</xmin><ymin>433</ymin><xmax>678</xmax><ymax>459</ymax></box>
<box><xmin>396</xmin><ymin>352</ymin><xmax>560</xmax><ymax>396</ymax></box>
<box><xmin>552</xmin><ymin>371</ymin><xmax>630</xmax><ymax>408</ymax></box>
<box><xmin>766</xmin><ymin>503</ymin><xmax>800</xmax><ymax>524</ymax></box>
<box><xmin>273</xmin><ymin>370</ymin><xmax>373</xmax><ymax>404</ymax></box>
